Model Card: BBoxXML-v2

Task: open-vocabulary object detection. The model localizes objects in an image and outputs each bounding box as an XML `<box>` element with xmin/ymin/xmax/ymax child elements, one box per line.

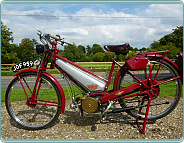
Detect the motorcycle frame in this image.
<box><xmin>14</xmin><ymin>41</ymin><xmax>182</xmax><ymax>134</ymax></box>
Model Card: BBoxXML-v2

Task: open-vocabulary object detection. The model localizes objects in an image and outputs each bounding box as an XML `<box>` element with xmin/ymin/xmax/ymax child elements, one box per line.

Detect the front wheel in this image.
<box><xmin>116</xmin><ymin>58</ymin><xmax>182</xmax><ymax>120</ymax></box>
<box><xmin>5</xmin><ymin>71</ymin><xmax>62</xmax><ymax>130</ymax></box>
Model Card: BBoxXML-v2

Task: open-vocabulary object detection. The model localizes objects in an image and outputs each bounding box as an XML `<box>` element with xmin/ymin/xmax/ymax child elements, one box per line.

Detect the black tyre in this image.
<box><xmin>5</xmin><ymin>71</ymin><xmax>62</xmax><ymax>130</ymax></box>
<box><xmin>116</xmin><ymin>57</ymin><xmax>182</xmax><ymax>120</ymax></box>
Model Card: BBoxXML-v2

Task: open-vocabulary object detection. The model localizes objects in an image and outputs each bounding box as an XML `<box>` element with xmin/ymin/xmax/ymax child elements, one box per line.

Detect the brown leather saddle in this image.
<box><xmin>104</xmin><ymin>43</ymin><xmax>130</xmax><ymax>55</ymax></box>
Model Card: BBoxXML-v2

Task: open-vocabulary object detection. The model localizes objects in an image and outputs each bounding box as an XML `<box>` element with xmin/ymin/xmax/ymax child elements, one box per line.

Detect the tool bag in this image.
<box><xmin>125</xmin><ymin>56</ymin><xmax>149</xmax><ymax>71</ymax></box>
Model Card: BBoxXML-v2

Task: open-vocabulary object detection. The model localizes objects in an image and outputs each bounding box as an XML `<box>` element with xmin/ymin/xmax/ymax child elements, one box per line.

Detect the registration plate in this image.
<box><xmin>12</xmin><ymin>61</ymin><xmax>34</xmax><ymax>72</ymax></box>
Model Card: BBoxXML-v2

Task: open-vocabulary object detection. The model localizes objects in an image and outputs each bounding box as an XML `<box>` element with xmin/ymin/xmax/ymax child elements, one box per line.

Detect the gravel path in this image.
<box><xmin>1</xmin><ymin>98</ymin><xmax>183</xmax><ymax>140</ymax></box>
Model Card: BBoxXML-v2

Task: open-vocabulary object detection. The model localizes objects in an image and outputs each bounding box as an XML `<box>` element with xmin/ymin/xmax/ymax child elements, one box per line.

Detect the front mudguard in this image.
<box><xmin>14</xmin><ymin>68</ymin><xmax>66</xmax><ymax>113</ymax></box>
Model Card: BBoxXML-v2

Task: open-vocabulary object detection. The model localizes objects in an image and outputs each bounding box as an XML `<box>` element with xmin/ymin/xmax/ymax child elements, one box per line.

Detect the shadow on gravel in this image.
<box><xmin>62</xmin><ymin>110</ymin><xmax>156</xmax><ymax>132</ymax></box>
<box><xmin>63</xmin><ymin>111</ymin><xmax>99</xmax><ymax>131</ymax></box>
<box><xmin>9</xmin><ymin>117</ymin><xmax>60</xmax><ymax>130</ymax></box>
<box><xmin>9</xmin><ymin>107</ymin><xmax>61</xmax><ymax>130</ymax></box>
<box><xmin>9</xmin><ymin>109</ymin><xmax>156</xmax><ymax>132</ymax></box>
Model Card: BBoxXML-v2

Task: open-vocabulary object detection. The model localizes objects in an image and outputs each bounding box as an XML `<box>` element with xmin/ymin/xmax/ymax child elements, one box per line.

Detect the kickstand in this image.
<box><xmin>136</xmin><ymin>96</ymin><xmax>152</xmax><ymax>134</ymax></box>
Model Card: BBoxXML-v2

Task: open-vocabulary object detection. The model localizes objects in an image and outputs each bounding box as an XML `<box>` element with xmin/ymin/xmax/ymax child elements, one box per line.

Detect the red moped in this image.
<box><xmin>5</xmin><ymin>31</ymin><xmax>183</xmax><ymax>134</ymax></box>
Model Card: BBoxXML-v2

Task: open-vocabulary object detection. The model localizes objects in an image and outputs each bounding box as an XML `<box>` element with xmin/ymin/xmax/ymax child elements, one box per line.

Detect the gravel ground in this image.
<box><xmin>1</xmin><ymin>98</ymin><xmax>183</xmax><ymax>140</ymax></box>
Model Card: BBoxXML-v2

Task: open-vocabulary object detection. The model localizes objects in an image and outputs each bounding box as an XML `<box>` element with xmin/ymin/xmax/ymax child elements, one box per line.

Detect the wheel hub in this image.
<box><xmin>150</xmin><ymin>86</ymin><xmax>160</xmax><ymax>99</ymax></box>
<box><xmin>26</xmin><ymin>98</ymin><xmax>36</xmax><ymax>107</ymax></box>
<box><xmin>140</xmin><ymin>80</ymin><xmax>160</xmax><ymax>99</ymax></box>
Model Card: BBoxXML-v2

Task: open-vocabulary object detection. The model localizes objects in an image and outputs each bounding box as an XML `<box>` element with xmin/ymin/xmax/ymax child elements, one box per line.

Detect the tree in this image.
<box><xmin>133</xmin><ymin>47</ymin><xmax>139</xmax><ymax>52</ymax></box>
<box><xmin>157</xmin><ymin>43</ymin><xmax>180</xmax><ymax>59</ymax></box>
<box><xmin>86</xmin><ymin>45</ymin><xmax>92</xmax><ymax>55</ymax></box>
<box><xmin>159</xmin><ymin>26</ymin><xmax>183</xmax><ymax>51</ymax></box>
<box><xmin>150</xmin><ymin>41</ymin><xmax>160</xmax><ymax>49</ymax></box>
<box><xmin>104</xmin><ymin>52</ymin><xmax>114</xmax><ymax>62</ymax></box>
<box><xmin>93</xmin><ymin>52</ymin><xmax>105</xmax><ymax>62</ymax></box>
<box><xmin>62</xmin><ymin>44</ymin><xmax>77</xmax><ymax>61</ymax></box>
<box><xmin>129</xmin><ymin>46</ymin><xmax>134</xmax><ymax>51</ymax></box>
<box><xmin>19</xmin><ymin>38</ymin><xmax>38</xmax><ymax>61</ymax></box>
<box><xmin>1</xmin><ymin>21</ymin><xmax>20</xmax><ymax>64</ymax></box>
<box><xmin>149</xmin><ymin>26</ymin><xmax>183</xmax><ymax>59</ymax></box>
<box><xmin>140</xmin><ymin>47</ymin><xmax>147</xmax><ymax>52</ymax></box>
<box><xmin>78</xmin><ymin>45</ymin><xmax>86</xmax><ymax>54</ymax></box>
<box><xmin>126</xmin><ymin>51</ymin><xmax>136</xmax><ymax>59</ymax></box>
<box><xmin>117</xmin><ymin>54</ymin><xmax>126</xmax><ymax>61</ymax></box>
<box><xmin>172</xmin><ymin>26</ymin><xmax>183</xmax><ymax>51</ymax></box>
<box><xmin>91</xmin><ymin>44</ymin><xmax>104</xmax><ymax>54</ymax></box>
<box><xmin>60</xmin><ymin>44</ymin><xmax>87</xmax><ymax>61</ymax></box>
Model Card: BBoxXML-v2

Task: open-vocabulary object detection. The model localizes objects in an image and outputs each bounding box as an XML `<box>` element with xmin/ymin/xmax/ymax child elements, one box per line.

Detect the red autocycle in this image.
<box><xmin>5</xmin><ymin>31</ymin><xmax>183</xmax><ymax>134</ymax></box>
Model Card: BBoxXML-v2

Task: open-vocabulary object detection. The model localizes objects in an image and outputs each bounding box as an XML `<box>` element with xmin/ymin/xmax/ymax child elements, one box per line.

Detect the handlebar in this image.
<box><xmin>65</xmin><ymin>41</ymin><xmax>74</xmax><ymax>45</ymax></box>
<box><xmin>37</xmin><ymin>30</ymin><xmax>74</xmax><ymax>46</ymax></box>
<box><xmin>50</xmin><ymin>35</ymin><xmax>73</xmax><ymax>45</ymax></box>
<box><xmin>50</xmin><ymin>35</ymin><xmax>60</xmax><ymax>40</ymax></box>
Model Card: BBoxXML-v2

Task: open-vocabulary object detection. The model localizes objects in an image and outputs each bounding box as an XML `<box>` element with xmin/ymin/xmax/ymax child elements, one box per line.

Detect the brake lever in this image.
<box><xmin>37</xmin><ymin>30</ymin><xmax>43</xmax><ymax>40</ymax></box>
<box><xmin>37</xmin><ymin>30</ymin><xmax>42</xmax><ymax>35</ymax></box>
<box><xmin>59</xmin><ymin>40</ymin><xmax>64</xmax><ymax>46</ymax></box>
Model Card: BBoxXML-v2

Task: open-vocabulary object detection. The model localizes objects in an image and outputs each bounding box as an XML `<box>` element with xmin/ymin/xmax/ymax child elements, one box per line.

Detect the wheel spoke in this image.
<box><xmin>117</xmin><ymin>58</ymin><xmax>181</xmax><ymax>120</ymax></box>
<box><xmin>5</xmin><ymin>72</ymin><xmax>62</xmax><ymax>129</ymax></box>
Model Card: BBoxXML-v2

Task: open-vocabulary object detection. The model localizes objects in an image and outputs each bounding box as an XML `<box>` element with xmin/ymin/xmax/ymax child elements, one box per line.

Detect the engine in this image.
<box><xmin>81</xmin><ymin>97</ymin><xmax>99</xmax><ymax>113</ymax></box>
<box><xmin>70</xmin><ymin>94</ymin><xmax>106</xmax><ymax>117</ymax></box>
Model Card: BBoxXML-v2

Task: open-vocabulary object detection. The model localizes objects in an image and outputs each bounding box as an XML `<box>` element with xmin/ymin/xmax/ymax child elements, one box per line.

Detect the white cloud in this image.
<box><xmin>145</xmin><ymin>4</ymin><xmax>182</xmax><ymax>17</ymax></box>
<box><xmin>1</xmin><ymin>4</ymin><xmax>183</xmax><ymax>49</ymax></box>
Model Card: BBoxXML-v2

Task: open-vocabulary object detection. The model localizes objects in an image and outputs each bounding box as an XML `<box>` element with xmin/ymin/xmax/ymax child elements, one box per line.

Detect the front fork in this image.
<box><xmin>18</xmin><ymin>70</ymin><xmax>43</xmax><ymax>105</ymax></box>
<box><xmin>17</xmin><ymin>74</ymin><xmax>31</xmax><ymax>103</ymax></box>
<box><xmin>30</xmin><ymin>70</ymin><xmax>43</xmax><ymax>102</ymax></box>
<box><xmin>29</xmin><ymin>52</ymin><xmax>49</xmax><ymax>103</ymax></box>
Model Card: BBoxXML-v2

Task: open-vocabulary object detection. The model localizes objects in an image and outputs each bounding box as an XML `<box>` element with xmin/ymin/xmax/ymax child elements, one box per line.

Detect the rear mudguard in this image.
<box><xmin>113</xmin><ymin>64</ymin><xmax>126</xmax><ymax>91</ymax></box>
<box><xmin>164</xmin><ymin>57</ymin><xmax>183</xmax><ymax>84</ymax></box>
<box><xmin>14</xmin><ymin>68</ymin><xmax>65</xmax><ymax>113</ymax></box>
<box><xmin>163</xmin><ymin>57</ymin><xmax>182</xmax><ymax>76</ymax></box>
<box><xmin>114</xmin><ymin>55</ymin><xmax>183</xmax><ymax>90</ymax></box>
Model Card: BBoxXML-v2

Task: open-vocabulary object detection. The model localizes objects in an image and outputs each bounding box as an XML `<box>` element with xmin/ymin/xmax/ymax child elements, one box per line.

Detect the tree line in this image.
<box><xmin>1</xmin><ymin>21</ymin><xmax>183</xmax><ymax>64</ymax></box>
<box><xmin>148</xmin><ymin>26</ymin><xmax>183</xmax><ymax>59</ymax></box>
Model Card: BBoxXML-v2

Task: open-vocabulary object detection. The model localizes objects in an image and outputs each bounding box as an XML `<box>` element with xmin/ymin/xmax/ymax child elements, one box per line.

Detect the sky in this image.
<box><xmin>1</xmin><ymin>4</ymin><xmax>183</xmax><ymax>49</ymax></box>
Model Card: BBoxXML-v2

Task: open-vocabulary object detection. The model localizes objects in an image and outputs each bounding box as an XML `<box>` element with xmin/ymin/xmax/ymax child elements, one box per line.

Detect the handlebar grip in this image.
<box><xmin>50</xmin><ymin>35</ymin><xmax>73</xmax><ymax>45</ymax></box>
<box><xmin>51</xmin><ymin>35</ymin><xmax>60</xmax><ymax>40</ymax></box>
<box><xmin>65</xmin><ymin>41</ymin><xmax>74</xmax><ymax>45</ymax></box>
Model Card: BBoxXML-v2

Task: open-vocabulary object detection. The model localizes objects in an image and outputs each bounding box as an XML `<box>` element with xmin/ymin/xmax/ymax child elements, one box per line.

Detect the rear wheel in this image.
<box><xmin>5</xmin><ymin>71</ymin><xmax>62</xmax><ymax>130</ymax></box>
<box><xmin>116</xmin><ymin>58</ymin><xmax>182</xmax><ymax>120</ymax></box>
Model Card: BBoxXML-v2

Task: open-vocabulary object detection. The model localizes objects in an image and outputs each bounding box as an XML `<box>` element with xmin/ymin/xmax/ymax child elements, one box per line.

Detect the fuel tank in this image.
<box><xmin>55</xmin><ymin>59</ymin><xmax>107</xmax><ymax>92</ymax></box>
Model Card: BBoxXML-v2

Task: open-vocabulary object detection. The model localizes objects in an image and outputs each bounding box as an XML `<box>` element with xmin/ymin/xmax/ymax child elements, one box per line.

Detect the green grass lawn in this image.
<box><xmin>1</xmin><ymin>81</ymin><xmax>181</xmax><ymax>103</ymax></box>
